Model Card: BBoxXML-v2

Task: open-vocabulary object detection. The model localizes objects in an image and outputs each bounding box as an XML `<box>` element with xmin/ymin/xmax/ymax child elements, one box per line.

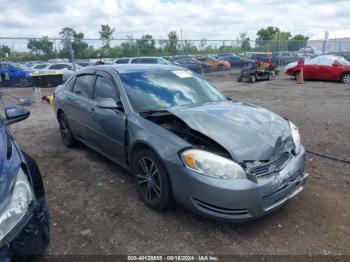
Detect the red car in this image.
<box><xmin>285</xmin><ymin>55</ymin><xmax>350</xmax><ymax>84</ymax></box>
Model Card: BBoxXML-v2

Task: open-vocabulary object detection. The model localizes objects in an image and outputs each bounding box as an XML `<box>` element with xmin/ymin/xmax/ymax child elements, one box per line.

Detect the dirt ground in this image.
<box><xmin>1</xmin><ymin>73</ymin><xmax>349</xmax><ymax>258</ymax></box>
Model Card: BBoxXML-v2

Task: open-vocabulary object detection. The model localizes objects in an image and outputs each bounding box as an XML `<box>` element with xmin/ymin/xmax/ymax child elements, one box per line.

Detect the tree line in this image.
<box><xmin>0</xmin><ymin>25</ymin><xmax>308</xmax><ymax>61</ymax></box>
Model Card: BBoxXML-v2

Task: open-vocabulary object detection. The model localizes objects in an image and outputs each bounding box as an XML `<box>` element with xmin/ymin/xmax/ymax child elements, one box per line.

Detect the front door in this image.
<box><xmin>317</xmin><ymin>64</ymin><xmax>339</xmax><ymax>80</ymax></box>
<box><xmin>90</xmin><ymin>71</ymin><xmax>127</xmax><ymax>165</ymax></box>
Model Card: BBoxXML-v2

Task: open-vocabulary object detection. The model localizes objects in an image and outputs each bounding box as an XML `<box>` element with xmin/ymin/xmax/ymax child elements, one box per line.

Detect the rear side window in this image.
<box><xmin>139</xmin><ymin>58</ymin><xmax>157</xmax><ymax>64</ymax></box>
<box><xmin>115</xmin><ymin>59</ymin><xmax>129</xmax><ymax>64</ymax></box>
<box><xmin>73</xmin><ymin>74</ymin><xmax>95</xmax><ymax>98</ymax></box>
<box><xmin>65</xmin><ymin>76</ymin><xmax>76</xmax><ymax>91</ymax></box>
<box><xmin>93</xmin><ymin>76</ymin><xmax>117</xmax><ymax>102</ymax></box>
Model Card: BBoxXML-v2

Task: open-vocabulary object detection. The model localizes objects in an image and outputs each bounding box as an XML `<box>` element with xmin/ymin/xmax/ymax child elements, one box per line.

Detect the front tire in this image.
<box><xmin>342</xmin><ymin>73</ymin><xmax>350</xmax><ymax>84</ymax></box>
<box><xmin>19</xmin><ymin>77</ymin><xmax>29</xmax><ymax>87</ymax></box>
<box><xmin>250</xmin><ymin>74</ymin><xmax>256</xmax><ymax>83</ymax></box>
<box><xmin>133</xmin><ymin>149</ymin><xmax>173</xmax><ymax>210</ymax></box>
<box><xmin>218</xmin><ymin>64</ymin><xmax>225</xmax><ymax>71</ymax></box>
<box><xmin>58</xmin><ymin>112</ymin><xmax>78</xmax><ymax>148</ymax></box>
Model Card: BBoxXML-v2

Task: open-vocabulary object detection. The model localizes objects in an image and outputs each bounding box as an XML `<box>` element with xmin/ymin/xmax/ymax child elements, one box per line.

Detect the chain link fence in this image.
<box><xmin>1</xmin><ymin>37</ymin><xmax>350</xmax><ymax>88</ymax></box>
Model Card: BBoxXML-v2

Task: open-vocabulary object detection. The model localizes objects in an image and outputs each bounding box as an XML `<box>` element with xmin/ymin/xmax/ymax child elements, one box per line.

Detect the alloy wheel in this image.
<box><xmin>59</xmin><ymin>115</ymin><xmax>70</xmax><ymax>145</ymax></box>
<box><xmin>343</xmin><ymin>74</ymin><xmax>350</xmax><ymax>84</ymax></box>
<box><xmin>19</xmin><ymin>77</ymin><xmax>28</xmax><ymax>87</ymax></box>
<box><xmin>136</xmin><ymin>157</ymin><xmax>162</xmax><ymax>202</ymax></box>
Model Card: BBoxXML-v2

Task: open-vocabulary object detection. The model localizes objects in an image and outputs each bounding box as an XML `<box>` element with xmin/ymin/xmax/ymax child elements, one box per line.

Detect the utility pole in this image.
<box><xmin>181</xmin><ymin>28</ymin><xmax>184</xmax><ymax>54</ymax></box>
<box><xmin>322</xmin><ymin>31</ymin><xmax>329</xmax><ymax>55</ymax></box>
<box><xmin>64</xmin><ymin>31</ymin><xmax>76</xmax><ymax>71</ymax></box>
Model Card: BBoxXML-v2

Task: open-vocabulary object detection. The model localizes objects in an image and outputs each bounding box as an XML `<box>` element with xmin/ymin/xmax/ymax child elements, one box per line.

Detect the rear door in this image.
<box><xmin>67</xmin><ymin>72</ymin><xmax>96</xmax><ymax>142</ymax></box>
<box><xmin>90</xmin><ymin>71</ymin><xmax>127</xmax><ymax>165</ymax></box>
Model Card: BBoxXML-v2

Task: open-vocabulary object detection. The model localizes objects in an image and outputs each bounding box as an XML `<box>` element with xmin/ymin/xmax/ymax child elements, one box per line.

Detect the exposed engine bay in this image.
<box><xmin>144</xmin><ymin>112</ymin><xmax>232</xmax><ymax>159</ymax></box>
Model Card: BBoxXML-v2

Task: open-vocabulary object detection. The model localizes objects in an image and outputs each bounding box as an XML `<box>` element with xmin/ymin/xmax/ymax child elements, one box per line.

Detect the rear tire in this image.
<box><xmin>342</xmin><ymin>73</ymin><xmax>350</xmax><ymax>84</ymax></box>
<box><xmin>133</xmin><ymin>149</ymin><xmax>173</xmax><ymax>210</ymax></box>
<box><xmin>58</xmin><ymin>112</ymin><xmax>78</xmax><ymax>148</ymax></box>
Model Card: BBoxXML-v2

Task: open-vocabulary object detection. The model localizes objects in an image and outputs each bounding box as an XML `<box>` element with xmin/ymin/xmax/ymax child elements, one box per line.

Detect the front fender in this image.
<box><xmin>127</xmin><ymin>115</ymin><xmax>189</xmax><ymax>171</ymax></box>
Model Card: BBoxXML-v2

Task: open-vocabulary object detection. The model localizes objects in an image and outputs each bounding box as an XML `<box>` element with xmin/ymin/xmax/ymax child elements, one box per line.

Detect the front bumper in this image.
<box><xmin>7</xmin><ymin>198</ymin><xmax>50</xmax><ymax>257</ymax></box>
<box><xmin>168</xmin><ymin>148</ymin><xmax>307</xmax><ymax>222</ymax></box>
<box><xmin>0</xmin><ymin>198</ymin><xmax>50</xmax><ymax>260</ymax></box>
<box><xmin>285</xmin><ymin>68</ymin><xmax>295</xmax><ymax>76</ymax></box>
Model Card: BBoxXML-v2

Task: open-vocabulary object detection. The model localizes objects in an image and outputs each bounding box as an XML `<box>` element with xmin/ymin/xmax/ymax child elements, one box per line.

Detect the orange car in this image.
<box><xmin>196</xmin><ymin>56</ymin><xmax>231</xmax><ymax>71</ymax></box>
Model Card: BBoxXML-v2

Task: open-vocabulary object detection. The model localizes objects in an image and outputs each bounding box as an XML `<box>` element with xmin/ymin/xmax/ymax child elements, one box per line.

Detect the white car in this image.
<box><xmin>32</xmin><ymin>63</ymin><xmax>82</xmax><ymax>82</ymax></box>
<box><xmin>114</xmin><ymin>56</ymin><xmax>170</xmax><ymax>65</ymax></box>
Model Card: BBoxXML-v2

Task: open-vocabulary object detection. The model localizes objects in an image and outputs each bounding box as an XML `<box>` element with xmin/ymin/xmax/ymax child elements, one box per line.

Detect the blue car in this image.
<box><xmin>217</xmin><ymin>54</ymin><xmax>253</xmax><ymax>68</ymax></box>
<box><xmin>0</xmin><ymin>105</ymin><xmax>50</xmax><ymax>261</ymax></box>
<box><xmin>0</xmin><ymin>63</ymin><xmax>32</xmax><ymax>87</ymax></box>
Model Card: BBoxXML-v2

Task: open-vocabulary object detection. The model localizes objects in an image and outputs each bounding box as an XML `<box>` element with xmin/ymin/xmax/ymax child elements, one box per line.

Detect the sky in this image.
<box><xmin>0</xmin><ymin>0</ymin><xmax>349</xmax><ymax>40</ymax></box>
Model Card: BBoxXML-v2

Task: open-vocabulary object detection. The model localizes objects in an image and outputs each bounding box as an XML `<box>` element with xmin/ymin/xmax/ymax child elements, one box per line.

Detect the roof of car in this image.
<box><xmin>80</xmin><ymin>64</ymin><xmax>183</xmax><ymax>74</ymax></box>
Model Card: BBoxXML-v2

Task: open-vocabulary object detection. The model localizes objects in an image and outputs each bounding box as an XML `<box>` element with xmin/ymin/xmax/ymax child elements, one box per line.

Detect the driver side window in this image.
<box><xmin>93</xmin><ymin>76</ymin><xmax>117</xmax><ymax>102</ymax></box>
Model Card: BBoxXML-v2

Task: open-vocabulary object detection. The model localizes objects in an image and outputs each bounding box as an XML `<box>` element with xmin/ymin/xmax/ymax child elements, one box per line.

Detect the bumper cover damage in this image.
<box><xmin>168</xmin><ymin>148</ymin><xmax>307</xmax><ymax>222</ymax></box>
<box><xmin>0</xmin><ymin>151</ymin><xmax>50</xmax><ymax>259</ymax></box>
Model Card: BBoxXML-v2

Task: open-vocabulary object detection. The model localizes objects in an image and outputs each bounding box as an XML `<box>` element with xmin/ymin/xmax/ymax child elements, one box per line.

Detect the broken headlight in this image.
<box><xmin>181</xmin><ymin>149</ymin><xmax>246</xmax><ymax>179</ymax></box>
<box><xmin>289</xmin><ymin>121</ymin><xmax>301</xmax><ymax>154</ymax></box>
<box><xmin>0</xmin><ymin>167</ymin><xmax>35</xmax><ymax>245</ymax></box>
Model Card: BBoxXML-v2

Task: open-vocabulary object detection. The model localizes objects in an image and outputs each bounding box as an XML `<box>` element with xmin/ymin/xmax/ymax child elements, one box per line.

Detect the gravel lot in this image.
<box><xmin>1</xmin><ymin>73</ymin><xmax>350</xmax><ymax>258</ymax></box>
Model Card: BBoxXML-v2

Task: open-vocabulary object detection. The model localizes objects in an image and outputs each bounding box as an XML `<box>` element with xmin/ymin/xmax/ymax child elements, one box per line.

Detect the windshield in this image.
<box><xmin>11</xmin><ymin>63</ymin><xmax>28</xmax><ymax>70</ymax></box>
<box><xmin>119</xmin><ymin>70</ymin><xmax>227</xmax><ymax>113</ymax></box>
<box><xmin>34</xmin><ymin>64</ymin><xmax>48</xmax><ymax>69</ymax></box>
<box><xmin>337</xmin><ymin>57</ymin><xmax>350</xmax><ymax>66</ymax></box>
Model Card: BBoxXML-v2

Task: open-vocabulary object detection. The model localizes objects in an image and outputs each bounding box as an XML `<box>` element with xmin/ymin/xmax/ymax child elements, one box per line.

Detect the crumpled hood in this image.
<box><xmin>168</xmin><ymin>101</ymin><xmax>295</xmax><ymax>162</ymax></box>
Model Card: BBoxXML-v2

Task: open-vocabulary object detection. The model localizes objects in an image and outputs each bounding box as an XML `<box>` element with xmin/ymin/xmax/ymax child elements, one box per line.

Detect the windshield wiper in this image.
<box><xmin>139</xmin><ymin>109</ymin><xmax>171</xmax><ymax>117</ymax></box>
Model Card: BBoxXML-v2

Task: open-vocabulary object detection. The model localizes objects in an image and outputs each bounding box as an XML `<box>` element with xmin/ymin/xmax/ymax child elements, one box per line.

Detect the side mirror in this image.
<box><xmin>97</xmin><ymin>98</ymin><xmax>123</xmax><ymax>111</ymax></box>
<box><xmin>333</xmin><ymin>63</ymin><xmax>339</xmax><ymax>67</ymax></box>
<box><xmin>4</xmin><ymin>106</ymin><xmax>30</xmax><ymax>126</ymax></box>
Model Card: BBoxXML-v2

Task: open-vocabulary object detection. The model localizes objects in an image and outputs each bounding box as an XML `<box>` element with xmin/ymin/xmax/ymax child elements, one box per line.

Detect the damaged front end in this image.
<box><xmin>140</xmin><ymin>100</ymin><xmax>303</xmax><ymax>184</ymax></box>
<box><xmin>142</xmin><ymin>111</ymin><xmax>232</xmax><ymax>160</ymax></box>
<box><xmin>0</xmin><ymin>140</ymin><xmax>50</xmax><ymax>259</ymax></box>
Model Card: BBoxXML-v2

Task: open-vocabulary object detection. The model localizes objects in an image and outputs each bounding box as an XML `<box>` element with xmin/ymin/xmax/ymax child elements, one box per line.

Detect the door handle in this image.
<box><xmin>65</xmin><ymin>97</ymin><xmax>71</xmax><ymax>104</ymax></box>
<box><xmin>90</xmin><ymin>108</ymin><xmax>96</xmax><ymax>115</ymax></box>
